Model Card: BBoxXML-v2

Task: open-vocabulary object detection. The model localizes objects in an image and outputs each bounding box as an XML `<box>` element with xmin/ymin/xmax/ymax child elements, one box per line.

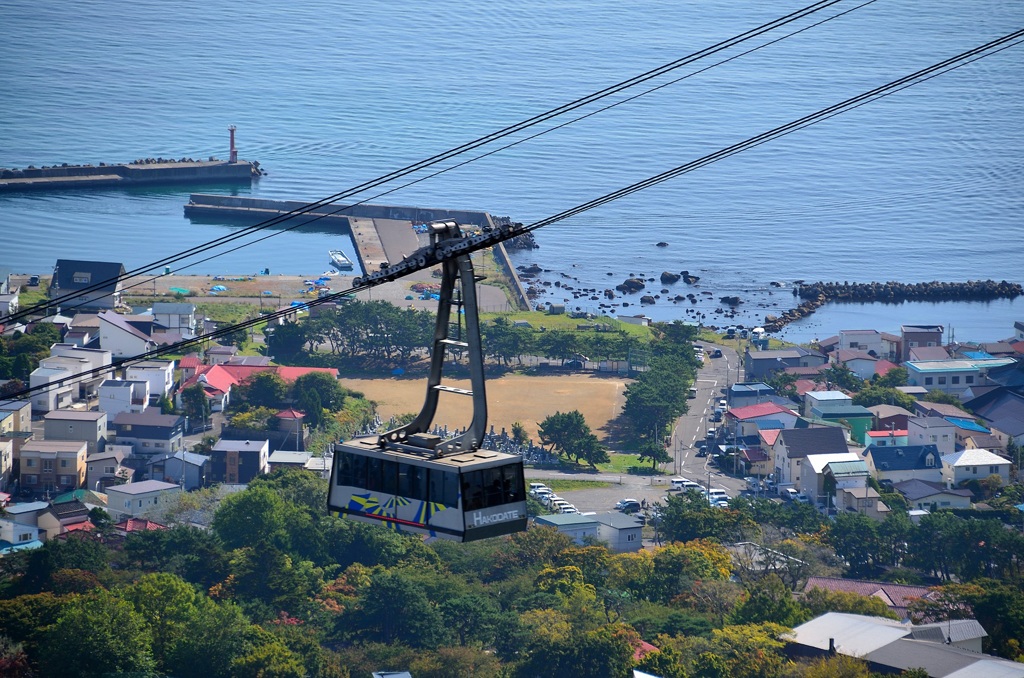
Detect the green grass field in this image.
<box><xmin>536</xmin><ymin>479</ymin><xmax>613</xmax><ymax>492</ymax></box>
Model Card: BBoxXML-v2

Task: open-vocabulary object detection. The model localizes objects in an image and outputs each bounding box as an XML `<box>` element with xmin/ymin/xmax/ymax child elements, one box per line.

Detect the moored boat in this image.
<box><xmin>329</xmin><ymin>249</ymin><xmax>354</xmax><ymax>270</ymax></box>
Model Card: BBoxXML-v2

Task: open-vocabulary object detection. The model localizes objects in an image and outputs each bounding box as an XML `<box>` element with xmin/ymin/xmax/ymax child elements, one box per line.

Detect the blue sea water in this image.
<box><xmin>2</xmin><ymin>0</ymin><xmax>1023</xmax><ymax>342</ymax></box>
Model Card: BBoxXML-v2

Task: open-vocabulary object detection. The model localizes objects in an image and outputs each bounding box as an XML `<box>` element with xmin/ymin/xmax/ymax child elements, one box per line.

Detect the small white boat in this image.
<box><xmin>329</xmin><ymin>250</ymin><xmax>353</xmax><ymax>270</ymax></box>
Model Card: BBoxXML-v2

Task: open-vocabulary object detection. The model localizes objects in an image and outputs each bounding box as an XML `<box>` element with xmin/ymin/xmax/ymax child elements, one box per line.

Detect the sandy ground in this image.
<box><xmin>133</xmin><ymin>270</ymin><xmax>512</xmax><ymax>313</ymax></box>
<box><xmin>341</xmin><ymin>373</ymin><xmax>628</xmax><ymax>441</ymax></box>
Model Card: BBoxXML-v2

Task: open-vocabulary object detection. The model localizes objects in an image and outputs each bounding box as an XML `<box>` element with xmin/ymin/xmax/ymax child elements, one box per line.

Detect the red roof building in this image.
<box><xmin>114</xmin><ymin>518</ymin><xmax>168</xmax><ymax>533</ymax></box>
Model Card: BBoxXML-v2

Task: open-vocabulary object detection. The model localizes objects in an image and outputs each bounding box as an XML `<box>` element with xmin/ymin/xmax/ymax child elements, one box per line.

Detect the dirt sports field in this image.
<box><xmin>341</xmin><ymin>374</ymin><xmax>627</xmax><ymax>441</ymax></box>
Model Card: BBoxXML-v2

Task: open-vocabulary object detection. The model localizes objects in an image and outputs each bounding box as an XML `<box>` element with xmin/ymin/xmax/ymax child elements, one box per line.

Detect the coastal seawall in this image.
<box><xmin>0</xmin><ymin>159</ymin><xmax>257</xmax><ymax>192</ymax></box>
<box><xmin>763</xmin><ymin>279</ymin><xmax>1023</xmax><ymax>333</ymax></box>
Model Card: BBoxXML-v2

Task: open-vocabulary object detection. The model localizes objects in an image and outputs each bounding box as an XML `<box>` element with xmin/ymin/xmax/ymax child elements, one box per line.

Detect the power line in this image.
<box><xmin>1</xmin><ymin>0</ymin><xmax>853</xmax><ymax>324</ymax></box>
<box><xmin>6</xmin><ymin>27</ymin><xmax>1021</xmax><ymax>404</ymax></box>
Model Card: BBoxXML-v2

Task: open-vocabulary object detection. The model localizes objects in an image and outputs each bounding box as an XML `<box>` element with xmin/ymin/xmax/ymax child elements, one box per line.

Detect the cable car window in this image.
<box><xmin>366</xmin><ymin>456</ymin><xmax>384</xmax><ymax>492</ymax></box>
<box><xmin>460</xmin><ymin>470</ymin><xmax>483</xmax><ymax>511</ymax></box>
<box><xmin>382</xmin><ymin>459</ymin><xmax>398</xmax><ymax>495</ymax></box>
<box><xmin>336</xmin><ymin>452</ymin><xmax>353</xmax><ymax>486</ymax></box>
<box><xmin>502</xmin><ymin>463</ymin><xmax>526</xmax><ymax>503</ymax></box>
<box><xmin>483</xmin><ymin>467</ymin><xmax>504</xmax><ymax>506</ymax></box>
<box><xmin>398</xmin><ymin>463</ymin><xmax>427</xmax><ymax>501</ymax></box>
<box><xmin>347</xmin><ymin>453</ymin><xmax>367</xmax><ymax>488</ymax></box>
<box><xmin>431</xmin><ymin>469</ymin><xmax>460</xmax><ymax>508</ymax></box>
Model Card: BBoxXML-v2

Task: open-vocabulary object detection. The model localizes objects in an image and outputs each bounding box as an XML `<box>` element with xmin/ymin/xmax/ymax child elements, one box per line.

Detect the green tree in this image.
<box><xmin>359</xmin><ymin>569</ymin><xmax>445</xmax><ymax>648</ymax></box>
<box><xmin>181</xmin><ymin>382</ymin><xmax>211</xmax><ymax>430</ymax></box>
<box><xmin>511</xmin><ymin>421</ymin><xmax>529</xmax><ymax>446</ymax></box>
<box><xmin>802</xmin><ymin>587</ymin><xmax>899</xmax><ymax>619</ymax></box>
<box><xmin>829</xmin><ymin>511</ymin><xmax>880</xmax><ymax>576</ymax></box>
<box><xmin>239</xmin><ymin>371</ymin><xmax>289</xmax><ymax>408</ymax></box>
<box><xmin>157</xmin><ymin>393</ymin><xmax>177</xmax><ymax>414</ymax></box>
<box><xmin>213</xmin><ymin>485</ymin><xmax>297</xmax><ymax>551</ymax></box>
<box><xmin>729</xmin><ymin>574</ymin><xmax>808</xmax><ymax>627</ymax></box>
<box><xmin>266</xmin><ymin>320</ymin><xmax>307</xmax><ymax>360</ymax></box>
<box><xmin>538</xmin><ymin>410</ymin><xmax>606</xmax><ymax>466</ymax></box>
<box><xmin>40</xmin><ymin>590</ymin><xmax>155</xmax><ymax>678</ymax></box>
<box><xmin>816</xmin><ymin>364</ymin><xmax>863</xmax><ymax>392</ymax></box>
<box><xmin>637</xmin><ymin>439</ymin><xmax>671</xmax><ymax>470</ymax></box>
<box><xmin>293</xmin><ymin>371</ymin><xmax>347</xmax><ymax>411</ymax></box>
<box><xmin>920</xmin><ymin>389</ymin><xmax>965</xmax><ymax>407</ymax></box>
<box><xmin>873</xmin><ymin>366</ymin><xmax>908</xmax><ymax>388</ymax></box>
<box><xmin>852</xmin><ymin>385</ymin><xmax>916</xmax><ymax>410</ymax></box>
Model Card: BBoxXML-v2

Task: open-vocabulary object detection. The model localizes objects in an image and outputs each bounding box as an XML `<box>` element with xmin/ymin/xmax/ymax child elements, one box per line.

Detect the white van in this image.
<box><xmin>671</xmin><ymin>478</ymin><xmax>702</xmax><ymax>492</ymax></box>
<box><xmin>529</xmin><ymin>482</ymin><xmax>549</xmax><ymax>495</ymax></box>
<box><xmin>705</xmin><ymin>488</ymin><xmax>729</xmax><ymax>503</ymax></box>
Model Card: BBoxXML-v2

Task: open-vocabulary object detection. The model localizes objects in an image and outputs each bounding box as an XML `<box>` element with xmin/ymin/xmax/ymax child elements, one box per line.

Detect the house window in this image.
<box><xmin>626</xmin><ymin>533</ymin><xmax>637</xmax><ymax>542</ymax></box>
<box><xmin>60</xmin><ymin>475</ymin><xmax>73</xmax><ymax>486</ymax></box>
<box><xmin>25</xmin><ymin>459</ymin><xmax>35</xmax><ymax>468</ymax></box>
<box><xmin>42</xmin><ymin>460</ymin><xmax>53</xmax><ymax>473</ymax></box>
<box><xmin>124</xmin><ymin>500</ymin><xmax>131</xmax><ymax>508</ymax></box>
<box><xmin>925</xmin><ymin>456</ymin><xmax>935</xmax><ymax>467</ymax></box>
<box><xmin>940</xmin><ymin>501</ymin><xmax>950</xmax><ymax>506</ymax></box>
<box><xmin>138</xmin><ymin>500</ymin><xmax>143</xmax><ymax>508</ymax></box>
<box><xmin>104</xmin><ymin>466</ymin><xmax>115</xmax><ymax>474</ymax></box>
<box><xmin>60</xmin><ymin>459</ymin><xmax>69</xmax><ymax>468</ymax></box>
<box><xmin>142</xmin><ymin>442</ymin><xmax>150</xmax><ymax>447</ymax></box>
<box><xmin>938</xmin><ymin>376</ymin><xmax>946</xmax><ymax>385</ymax></box>
<box><xmin>924</xmin><ymin>377</ymin><xmax>933</xmax><ymax>385</ymax></box>
<box><xmin>73</xmin><ymin>273</ymin><xmax>91</xmax><ymax>284</ymax></box>
<box><xmin>951</xmin><ymin>376</ymin><xmax>960</xmax><ymax>384</ymax></box>
<box><xmin>23</xmin><ymin>474</ymin><xmax>37</xmax><ymax>485</ymax></box>
<box><xmin>966</xmin><ymin>376</ymin><xmax>974</xmax><ymax>384</ymax></box>
<box><xmin>972</xmin><ymin>467</ymin><xmax>977</xmax><ymax>475</ymax></box>
<box><xmin>989</xmin><ymin>466</ymin><xmax>998</xmax><ymax>474</ymax></box>
<box><xmin>68</xmin><ymin>424</ymin><xmax>74</xmax><ymax>432</ymax></box>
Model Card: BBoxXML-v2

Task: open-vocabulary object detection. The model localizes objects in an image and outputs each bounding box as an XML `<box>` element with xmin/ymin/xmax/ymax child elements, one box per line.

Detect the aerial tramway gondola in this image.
<box><xmin>328</xmin><ymin>220</ymin><xmax>527</xmax><ymax>541</ymax></box>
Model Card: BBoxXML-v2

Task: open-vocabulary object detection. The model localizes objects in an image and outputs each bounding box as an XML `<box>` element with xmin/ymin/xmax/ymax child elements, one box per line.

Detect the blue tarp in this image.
<box><xmin>211</xmin><ymin>285</ymin><xmax>228</xmax><ymax>292</ymax></box>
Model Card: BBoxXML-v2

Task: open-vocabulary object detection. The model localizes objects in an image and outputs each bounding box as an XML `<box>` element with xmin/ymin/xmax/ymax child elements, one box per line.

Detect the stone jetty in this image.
<box><xmin>763</xmin><ymin>279</ymin><xmax>1023</xmax><ymax>333</ymax></box>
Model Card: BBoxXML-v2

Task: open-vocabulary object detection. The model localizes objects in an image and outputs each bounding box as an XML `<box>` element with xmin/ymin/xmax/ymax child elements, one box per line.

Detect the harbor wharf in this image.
<box><xmin>183</xmin><ymin>194</ymin><xmax>532</xmax><ymax>311</ymax></box>
<box><xmin>0</xmin><ymin>159</ymin><xmax>257</xmax><ymax>193</ymax></box>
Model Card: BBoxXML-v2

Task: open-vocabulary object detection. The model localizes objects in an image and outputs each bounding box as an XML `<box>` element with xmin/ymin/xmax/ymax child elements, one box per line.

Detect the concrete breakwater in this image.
<box><xmin>764</xmin><ymin>279</ymin><xmax>1023</xmax><ymax>333</ymax></box>
<box><xmin>0</xmin><ymin>159</ymin><xmax>258</xmax><ymax>192</ymax></box>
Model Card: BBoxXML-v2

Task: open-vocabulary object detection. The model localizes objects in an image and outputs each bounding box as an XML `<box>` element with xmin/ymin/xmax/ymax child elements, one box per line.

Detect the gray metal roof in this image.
<box><xmin>787</xmin><ymin>612</ymin><xmax>910</xmax><ymax>656</ymax></box>
<box><xmin>593</xmin><ymin>512</ymin><xmax>643</xmax><ymax>530</ymax></box>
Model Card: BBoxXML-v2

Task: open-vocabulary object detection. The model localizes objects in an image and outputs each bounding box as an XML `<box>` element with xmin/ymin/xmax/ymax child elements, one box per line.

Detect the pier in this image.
<box><xmin>183</xmin><ymin>194</ymin><xmax>532</xmax><ymax>311</ymax></box>
<box><xmin>0</xmin><ymin>159</ymin><xmax>257</xmax><ymax>193</ymax></box>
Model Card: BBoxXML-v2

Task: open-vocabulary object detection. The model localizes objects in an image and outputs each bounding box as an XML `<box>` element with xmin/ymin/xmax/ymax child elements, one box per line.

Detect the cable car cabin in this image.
<box><xmin>329</xmin><ymin>437</ymin><xmax>527</xmax><ymax>542</ymax></box>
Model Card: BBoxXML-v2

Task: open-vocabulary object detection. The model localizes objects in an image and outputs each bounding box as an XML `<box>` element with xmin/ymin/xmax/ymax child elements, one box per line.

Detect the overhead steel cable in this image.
<box><xmin>3</xmin><ymin>0</ymin><xmax>853</xmax><ymax>324</ymax></box>
<box><xmin>6</xmin><ymin>27</ymin><xmax>1021</xmax><ymax>404</ymax></box>
<box><xmin>33</xmin><ymin>0</ymin><xmax>879</xmax><ymax>322</ymax></box>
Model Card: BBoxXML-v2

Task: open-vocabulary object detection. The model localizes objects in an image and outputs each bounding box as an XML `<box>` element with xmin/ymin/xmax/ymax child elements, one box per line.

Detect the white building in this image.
<box><xmin>98</xmin><ymin>311</ymin><xmax>157</xmax><ymax>358</ymax></box>
<box><xmin>533</xmin><ymin>513</ymin><xmax>601</xmax><ymax>545</ymax></box>
<box><xmin>802</xmin><ymin>391</ymin><xmax>851</xmax><ymax>417</ymax></box>
<box><xmin>593</xmin><ymin>512</ymin><xmax>643</xmax><ymax>552</ymax></box>
<box><xmin>907</xmin><ymin>417</ymin><xmax>956</xmax><ymax>456</ymax></box>
<box><xmin>125</xmin><ymin>360</ymin><xmax>175</xmax><ymax>402</ymax></box>
<box><xmin>106</xmin><ymin>479</ymin><xmax>182</xmax><ymax>520</ymax></box>
<box><xmin>941</xmin><ymin>449</ymin><xmax>1012</xmax><ymax>487</ymax></box>
<box><xmin>98</xmin><ymin>379</ymin><xmax>150</xmax><ymax>418</ymax></box>
<box><xmin>150</xmin><ymin>302</ymin><xmax>197</xmax><ymax>337</ymax></box>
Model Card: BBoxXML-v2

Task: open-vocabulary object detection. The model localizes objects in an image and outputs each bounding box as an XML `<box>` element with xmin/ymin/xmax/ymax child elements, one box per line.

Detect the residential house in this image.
<box><xmin>98</xmin><ymin>311</ymin><xmax>157</xmax><ymax>358</ymax></box>
<box><xmin>771</xmin><ymin>427</ymin><xmax>851</xmax><ymax>490</ymax></box>
<box><xmin>724</xmin><ymin>402</ymin><xmax>799</xmax><ymax>439</ymax></box>
<box><xmin>37</xmin><ymin>500</ymin><xmax>92</xmax><ymax>540</ymax></box>
<box><xmin>304</xmin><ymin>453</ymin><xmax>332</xmax><ymax>480</ymax></box>
<box><xmin>801</xmin><ymin>577</ymin><xmax>939</xmax><ymax>619</ymax></box>
<box><xmin>48</xmin><ymin>344</ymin><xmax>112</xmax><ymax>398</ymax></box>
<box><xmin>274</xmin><ymin>408</ymin><xmax>307</xmax><ymax>451</ymax></box>
<box><xmin>0</xmin><ymin>517</ymin><xmax>41</xmax><ymax>550</ymax></box>
<box><xmin>533</xmin><ymin>513</ymin><xmax>600</xmax><ymax>545</ymax></box>
<box><xmin>908</xmin><ymin>345</ymin><xmax>951</xmax><ymax>362</ymax></box>
<box><xmin>593</xmin><ymin>512</ymin><xmax>643</xmax><ymax>552</ymax></box>
<box><xmin>941</xmin><ymin>448</ymin><xmax>1012</xmax><ymax>487</ymax></box>
<box><xmin>268</xmin><ymin>450</ymin><xmax>311</xmax><ymax>472</ymax></box>
<box><xmin>900</xmin><ymin>324</ymin><xmax>944</xmax><ymax>362</ymax></box>
<box><xmin>111</xmin><ymin>517</ymin><xmax>168</xmax><ymax>537</ymax></box>
<box><xmin>106</xmin><ymin>480</ymin><xmax>181</xmax><ymax>520</ymax></box>
<box><xmin>913</xmin><ymin>400</ymin><xmax>971</xmax><ymax>419</ymax></box>
<box><xmin>799</xmin><ymin>452</ymin><xmax>863</xmax><ymax>508</ymax></box>
<box><xmin>861</xmin><ymin>444</ymin><xmax>942</xmax><ymax>484</ymax></box>
<box><xmin>745</xmin><ymin>347</ymin><xmax>827</xmax><ymax>381</ymax></box>
<box><xmin>0</xmin><ymin>439</ymin><xmax>12</xmax><ymax>492</ymax></box>
<box><xmin>906</xmin><ymin>358</ymin><xmax>1015</xmax><ymax>398</ymax></box>
<box><xmin>43</xmin><ymin>409</ymin><xmax>107</xmax><ymax>455</ymax></box>
<box><xmin>802</xmin><ymin>391</ymin><xmax>851</xmax><ymax>417</ymax></box>
<box><xmin>963</xmin><ymin>389</ymin><xmax>1024</xmax><ymax>447</ymax></box>
<box><xmin>4</xmin><ymin>501</ymin><xmax>50</xmax><ymax>529</ymax></box>
<box><xmin>0</xmin><ymin>289</ymin><xmax>19</xmax><ymax>317</ymax></box>
<box><xmin>0</xmin><ymin>400</ymin><xmax>34</xmax><ymax>474</ymax></box>
<box><xmin>832</xmin><ymin>349</ymin><xmax>879</xmax><ymax>381</ymax></box>
<box><xmin>178</xmin><ymin>354</ymin><xmax>203</xmax><ymax>382</ymax></box>
<box><xmin>785</xmin><ymin>612</ymin><xmax>1009</xmax><ymax>675</ymax></box>
<box><xmin>838</xmin><ymin>330</ymin><xmax>886</xmax><ymax>357</ymax></box>
<box><xmin>146</xmin><ymin>450</ymin><xmax>210</xmax><ymax>490</ymax></box>
<box><xmin>893</xmin><ymin>479</ymin><xmax>973</xmax><ymax>511</ymax></box>
<box><xmin>205</xmin><ymin>344</ymin><xmax>239</xmax><ymax>365</ymax></box>
<box><xmin>110</xmin><ymin>411</ymin><xmax>185</xmax><ymax>459</ymax></box>
<box><xmin>210</xmin><ymin>439</ymin><xmax>270</xmax><ymax>485</ymax></box>
<box><xmin>150</xmin><ymin>302</ymin><xmax>197</xmax><ymax>337</ymax></box>
<box><xmin>727</xmin><ymin>382</ymin><xmax>779</xmax><ymax>409</ymax></box>
<box><xmin>48</xmin><ymin>259</ymin><xmax>125</xmax><ymax>311</ymax></box>
<box><xmin>740</xmin><ymin>445</ymin><xmax>772</xmax><ymax>476</ymax></box>
<box><xmin>177</xmin><ymin>363</ymin><xmax>237</xmax><ymax>414</ymax></box>
<box><xmin>835</xmin><ymin>485</ymin><xmax>889</xmax><ymax>519</ymax></box>
<box><xmin>944</xmin><ymin>416</ymin><xmax>993</xmax><ymax>449</ymax></box>
<box><xmin>85</xmin><ymin>449</ymin><xmax>132</xmax><ymax>492</ymax></box>
<box><xmin>1015</xmin><ymin>320</ymin><xmax>1024</xmax><ymax>342</ymax></box>
<box><xmin>961</xmin><ymin>431</ymin><xmax>1006</xmax><ymax>453</ymax></box>
<box><xmin>125</xmin><ymin>360</ymin><xmax>175</xmax><ymax>403</ymax></box>
<box><xmin>862</xmin><ymin>429</ymin><xmax>908</xmax><ymax>447</ymax></box>
<box><xmin>907</xmin><ymin>417</ymin><xmax>956</xmax><ymax>455</ymax></box>
<box><xmin>18</xmin><ymin>440</ymin><xmax>87</xmax><ymax>493</ymax></box>
<box><xmin>809</xmin><ymin>405</ymin><xmax>873</xmax><ymax>443</ymax></box>
<box><xmin>866</xmin><ymin>404</ymin><xmax>914</xmax><ymax>432</ymax></box>
<box><xmin>98</xmin><ymin>379</ymin><xmax>150</xmax><ymax>418</ymax></box>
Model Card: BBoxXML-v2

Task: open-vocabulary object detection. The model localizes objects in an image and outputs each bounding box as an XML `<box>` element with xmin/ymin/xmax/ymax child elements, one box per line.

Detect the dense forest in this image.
<box><xmin>1</xmin><ymin>468</ymin><xmax>1022</xmax><ymax>677</ymax></box>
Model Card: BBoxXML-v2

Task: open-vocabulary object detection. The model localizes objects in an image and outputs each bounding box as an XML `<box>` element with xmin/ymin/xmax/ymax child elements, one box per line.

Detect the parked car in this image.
<box><xmin>542</xmin><ymin>494</ymin><xmax>564</xmax><ymax>508</ymax></box>
<box><xmin>615</xmin><ymin>498</ymin><xmax>642</xmax><ymax>514</ymax></box>
<box><xmin>532</xmin><ymin>487</ymin><xmax>554</xmax><ymax>500</ymax></box>
<box><xmin>711</xmin><ymin>349</ymin><xmax>723</xmax><ymax>358</ymax></box>
<box><xmin>795</xmin><ymin>493</ymin><xmax>811</xmax><ymax>504</ymax></box>
<box><xmin>781</xmin><ymin>488</ymin><xmax>799</xmax><ymax>502</ymax></box>
<box><xmin>743</xmin><ymin>477</ymin><xmax>761</xmax><ymax>491</ymax></box>
<box><xmin>529</xmin><ymin>483</ymin><xmax>550</xmax><ymax>496</ymax></box>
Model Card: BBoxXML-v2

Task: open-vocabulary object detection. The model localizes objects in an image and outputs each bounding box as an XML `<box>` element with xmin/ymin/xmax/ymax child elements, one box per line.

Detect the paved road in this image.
<box><xmin>523</xmin><ymin>341</ymin><xmax>751</xmax><ymax>514</ymax></box>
